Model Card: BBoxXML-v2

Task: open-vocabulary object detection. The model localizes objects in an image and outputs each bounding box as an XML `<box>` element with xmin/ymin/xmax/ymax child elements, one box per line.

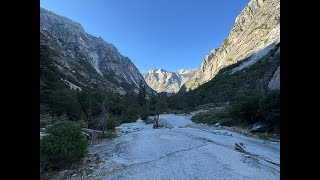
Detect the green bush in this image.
<box><xmin>191</xmin><ymin>111</ymin><xmax>216</xmax><ymax>125</ymax></box>
<box><xmin>140</xmin><ymin>111</ymin><xmax>149</xmax><ymax>120</ymax></box>
<box><xmin>77</xmin><ymin>119</ymin><xmax>88</xmax><ymax>128</ymax></box>
<box><xmin>182</xmin><ymin>107</ymin><xmax>193</xmax><ymax>114</ymax></box>
<box><xmin>191</xmin><ymin>109</ymin><xmax>237</xmax><ymax>127</ymax></box>
<box><xmin>219</xmin><ymin>118</ymin><xmax>237</xmax><ymax>126</ymax></box>
<box><xmin>40</xmin><ymin>114</ymin><xmax>70</xmax><ymax>128</ymax></box>
<box><xmin>124</xmin><ymin>105</ymin><xmax>141</xmax><ymax>122</ymax></box>
<box><xmin>106</xmin><ymin>118</ymin><xmax>117</xmax><ymax>130</ymax></box>
<box><xmin>40</xmin><ymin>121</ymin><xmax>88</xmax><ymax>170</ymax></box>
<box><xmin>120</xmin><ymin>116</ymin><xmax>132</xmax><ymax>124</ymax></box>
<box><xmin>228</xmin><ymin>91</ymin><xmax>260</xmax><ymax>124</ymax></box>
<box><xmin>167</xmin><ymin>109</ymin><xmax>184</xmax><ymax>114</ymax></box>
<box><xmin>40</xmin><ymin>114</ymin><xmax>54</xmax><ymax>128</ymax></box>
<box><xmin>258</xmin><ymin>90</ymin><xmax>280</xmax><ymax>132</ymax></box>
<box><xmin>226</xmin><ymin>90</ymin><xmax>280</xmax><ymax>132</ymax></box>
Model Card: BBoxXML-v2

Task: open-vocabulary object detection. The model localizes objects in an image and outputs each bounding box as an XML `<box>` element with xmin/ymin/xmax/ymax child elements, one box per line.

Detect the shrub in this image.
<box><xmin>226</xmin><ymin>90</ymin><xmax>280</xmax><ymax>132</ymax></box>
<box><xmin>219</xmin><ymin>118</ymin><xmax>237</xmax><ymax>126</ymax></box>
<box><xmin>106</xmin><ymin>118</ymin><xmax>116</xmax><ymax>130</ymax></box>
<box><xmin>40</xmin><ymin>114</ymin><xmax>54</xmax><ymax>128</ymax></box>
<box><xmin>121</xmin><ymin>119</ymin><xmax>130</xmax><ymax>123</ymax></box>
<box><xmin>40</xmin><ymin>114</ymin><xmax>69</xmax><ymax>128</ymax></box>
<box><xmin>140</xmin><ymin>111</ymin><xmax>149</xmax><ymax>120</ymax></box>
<box><xmin>191</xmin><ymin>111</ymin><xmax>215</xmax><ymax>125</ymax></box>
<box><xmin>191</xmin><ymin>109</ymin><xmax>237</xmax><ymax>127</ymax></box>
<box><xmin>182</xmin><ymin>107</ymin><xmax>193</xmax><ymax>114</ymax></box>
<box><xmin>40</xmin><ymin>121</ymin><xmax>88</xmax><ymax>171</ymax></box>
<box><xmin>124</xmin><ymin>105</ymin><xmax>141</xmax><ymax>122</ymax></box>
<box><xmin>104</xmin><ymin>129</ymin><xmax>118</xmax><ymax>139</ymax></box>
<box><xmin>228</xmin><ymin>91</ymin><xmax>260</xmax><ymax>124</ymax></box>
<box><xmin>258</xmin><ymin>90</ymin><xmax>280</xmax><ymax>132</ymax></box>
<box><xmin>77</xmin><ymin>119</ymin><xmax>88</xmax><ymax>128</ymax></box>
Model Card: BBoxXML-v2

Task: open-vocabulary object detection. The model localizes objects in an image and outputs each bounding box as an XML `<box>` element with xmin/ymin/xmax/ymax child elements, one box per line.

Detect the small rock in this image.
<box><xmin>214</xmin><ymin>122</ymin><xmax>220</xmax><ymax>127</ymax></box>
<box><xmin>72</xmin><ymin>174</ymin><xmax>77</xmax><ymax>177</ymax></box>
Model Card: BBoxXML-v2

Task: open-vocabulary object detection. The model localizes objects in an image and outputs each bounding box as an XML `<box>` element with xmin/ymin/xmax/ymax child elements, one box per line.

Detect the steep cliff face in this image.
<box><xmin>184</xmin><ymin>0</ymin><xmax>280</xmax><ymax>91</ymax></box>
<box><xmin>143</xmin><ymin>68</ymin><xmax>197</xmax><ymax>93</ymax></box>
<box><xmin>40</xmin><ymin>8</ymin><xmax>154</xmax><ymax>95</ymax></box>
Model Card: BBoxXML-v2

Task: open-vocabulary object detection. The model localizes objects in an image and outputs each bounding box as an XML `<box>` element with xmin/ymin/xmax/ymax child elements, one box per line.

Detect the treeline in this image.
<box><xmin>191</xmin><ymin>90</ymin><xmax>280</xmax><ymax>134</ymax></box>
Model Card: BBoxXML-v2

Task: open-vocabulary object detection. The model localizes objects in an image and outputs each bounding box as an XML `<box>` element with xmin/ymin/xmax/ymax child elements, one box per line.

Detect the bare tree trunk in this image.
<box><xmin>153</xmin><ymin>115</ymin><xmax>159</xmax><ymax>129</ymax></box>
<box><xmin>87</xmin><ymin>95</ymin><xmax>93</xmax><ymax>127</ymax></box>
<box><xmin>98</xmin><ymin>97</ymin><xmax>109</xmax><ymax>137</ymax></box>
<box><xmin>155</xmin><ymin>115</ymin><xmax>159</xmax><ymax>129</ymax></box>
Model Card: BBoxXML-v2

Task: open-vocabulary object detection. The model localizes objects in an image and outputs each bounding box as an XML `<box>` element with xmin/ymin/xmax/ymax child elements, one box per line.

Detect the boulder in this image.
<box><xmin>214</xmin><ymin>122</ymin><xmax>221</xmax><ymax>127</ymax></box>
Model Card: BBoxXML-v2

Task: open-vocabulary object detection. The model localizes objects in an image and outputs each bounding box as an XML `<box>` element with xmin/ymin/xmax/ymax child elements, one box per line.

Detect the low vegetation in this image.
<box><xmin>191</xmin><ymin>90</ymin><xmax>279</xmax><ymax>133</ymax></box>
<box><xmin>40</xmin><ymin>121</ymin><xmax>88</xmax><ymax>171</ymax></box>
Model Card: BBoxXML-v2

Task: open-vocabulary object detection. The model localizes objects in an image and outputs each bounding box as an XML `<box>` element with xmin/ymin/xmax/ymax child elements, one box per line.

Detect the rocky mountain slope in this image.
<box><xmin>40</xmin><ymin>8</ymin><xmax>154</xmax><ymax>95</ymax></box>
<box><xmin>183</xmin><ymin>0</ymin><xmax>280</xmax><ymax>92</ymax></box>
<box><xmin>143</xmin><ymin>68</ymin><xmax>197</xmax><ymax>93</ymax></box>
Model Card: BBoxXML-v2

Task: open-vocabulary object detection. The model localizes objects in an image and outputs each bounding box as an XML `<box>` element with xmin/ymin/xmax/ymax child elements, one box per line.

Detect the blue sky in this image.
<box><xmin>40</xmin><ymin>0</ymin><xmax>249</xmax><ymax>73</ymax></box>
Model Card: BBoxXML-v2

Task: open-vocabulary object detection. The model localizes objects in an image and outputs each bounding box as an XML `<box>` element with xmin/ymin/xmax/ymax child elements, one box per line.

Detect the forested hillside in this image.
<box><xmin>40</xmin><ymin>44</ymin><xmax>160</xmax><ymax>129</ymax></box>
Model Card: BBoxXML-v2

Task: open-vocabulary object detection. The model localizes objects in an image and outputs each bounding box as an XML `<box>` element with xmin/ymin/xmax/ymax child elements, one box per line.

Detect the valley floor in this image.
<box><xmin>65</xmin><ymin>113</ymin><xmax>280</xmax><ymax>180</ymax></box>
